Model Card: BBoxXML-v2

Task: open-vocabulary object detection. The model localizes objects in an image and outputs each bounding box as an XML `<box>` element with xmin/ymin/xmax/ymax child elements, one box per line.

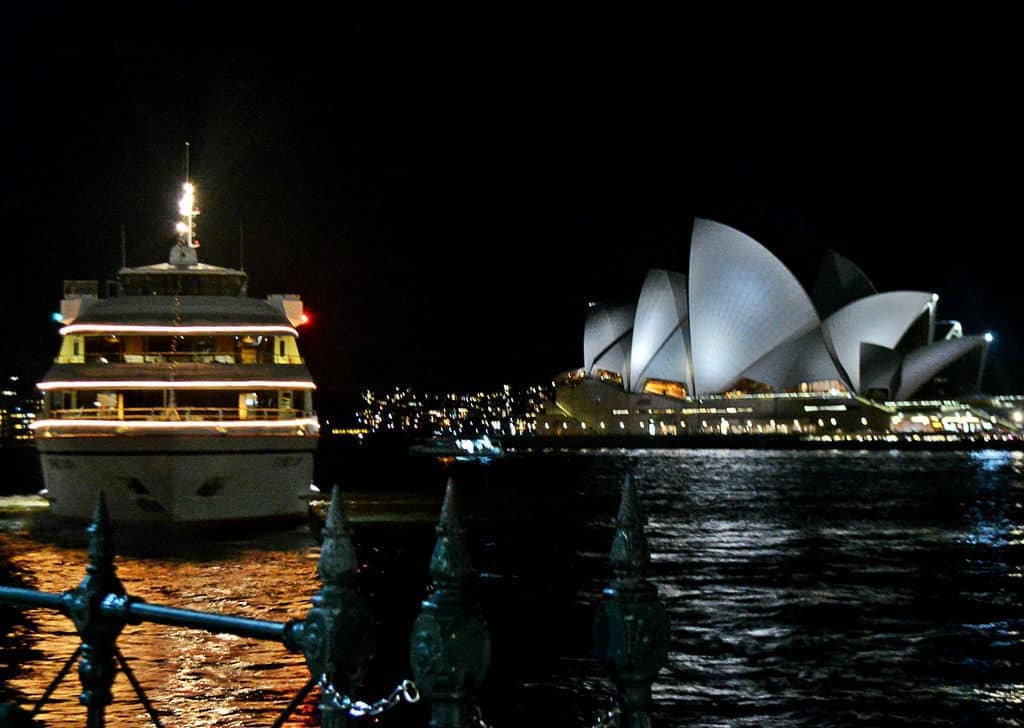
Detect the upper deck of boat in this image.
<box><xmin>67</xmin><ymin>295</ymin><xmax>295</xmax><ymax>328</ymax></box>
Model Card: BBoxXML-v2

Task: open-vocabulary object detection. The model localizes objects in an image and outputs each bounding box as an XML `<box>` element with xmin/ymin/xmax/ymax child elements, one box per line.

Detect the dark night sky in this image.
<box><xmin>4</xmin><ymin>11</ymin><xmax>1022</xmax><ymax>415</ymax></box>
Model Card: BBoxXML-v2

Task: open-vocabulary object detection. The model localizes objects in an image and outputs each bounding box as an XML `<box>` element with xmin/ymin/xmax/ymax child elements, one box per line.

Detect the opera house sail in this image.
<box><xmin>540</xmin><ymin>217</ymin><xmax>1004</xmax><ymax>440</ymax></box>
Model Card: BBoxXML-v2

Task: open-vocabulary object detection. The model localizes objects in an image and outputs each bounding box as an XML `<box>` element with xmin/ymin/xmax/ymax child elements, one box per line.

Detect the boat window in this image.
<box><xmin>84</xmin><ymin>335</ymin><xmax>123</xmax><ymax>363</ymax></box>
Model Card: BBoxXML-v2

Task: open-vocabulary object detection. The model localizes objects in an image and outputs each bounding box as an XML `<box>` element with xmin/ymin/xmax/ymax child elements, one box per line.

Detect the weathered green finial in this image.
<box><xmin>593</xmin><ymin>475</ymin><xmax>669</xmax><ymax>728</ymax></box>
<box><xmin>428</xmin><ymin>478</ymin><xmax>473</xmax><ymax>583</ymax></box>
<box><xmin>68</xmin><ymin>492</ymin><xmax>126</xmax><ymax>727</ymax></box>
<box><xmin>301</xmin><ymin>486</ymin><xmax>374</xmax><ymax>728</ymax></box>
<box><xmin>610</xmin><ymin>473</ymin><xmax>651</xmax><ymax>582</ymax></box>
<box><xmin>318</xmin><ymin>485</ymin><xmax>359</xmax><ymax>586</ymax></box>
<box><xmin>86</xmin><ymin>492</ymin><xmax>116</xmax><ymax>579</ymax></box>
<box><xmin>410</xmin><ymin>478</ymin><xmax>491</xmax><ymax>727</ymax></box>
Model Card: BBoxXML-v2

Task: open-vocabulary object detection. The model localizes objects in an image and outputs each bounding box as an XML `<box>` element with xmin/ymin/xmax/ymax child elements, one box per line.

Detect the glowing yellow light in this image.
<box><xmin>30</xmin><ymin>417</ymin><xmax>320</xmax><ymax>431</ymax></box>
<box><xmin>59</xmin><ymin>324</ymin><xmax>298</xmax><ymax>336</ymax></box>
<box><xmin>178</xmin><ymin>192</ymin><xmax>194</xmax><ymax>216</ymax></box>
<box><xmin>175</xmin><ymin>221</ymin><xmax>188</xmax><ymax>234</ymax></box>
<box><xmin>37</xmin><ymin>379</ymin><xmax>316</xmax><ymax>391</ymax></box>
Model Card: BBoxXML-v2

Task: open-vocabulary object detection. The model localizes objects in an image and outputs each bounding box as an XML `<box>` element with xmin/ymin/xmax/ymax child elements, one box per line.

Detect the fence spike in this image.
<box><xmin>70</xmin><ymin>492</ymin><xmax>127</xmax><ymax>728</ymax></box>
<box><xmin>594</xmin><ymin>474</ymin><xmax>669</xmax><ymax>728</ymax></box>
<box><xmin>301</xmin><ymin>486</ymin><xmax>374</xmax><ymax>728</ymax></box>
<box><xmin>410</xmin><ymin>478</ymin><xmax>491</xmax><ymax>728</ymax></box>
<box><xmin>610</xmin><ymin>473</ymin><xmax>651</xmax><ymax>582</ymax></box>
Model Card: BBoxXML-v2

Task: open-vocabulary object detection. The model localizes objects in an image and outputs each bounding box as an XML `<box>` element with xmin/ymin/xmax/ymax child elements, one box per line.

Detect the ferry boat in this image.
<box><xmin>30</xmin><ymin>179</ymin><xmax>319</xmax><ymax>524</ymax></box>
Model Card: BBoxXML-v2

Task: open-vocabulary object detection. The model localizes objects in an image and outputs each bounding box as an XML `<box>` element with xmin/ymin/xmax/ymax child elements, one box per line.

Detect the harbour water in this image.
<box><xmin>2</xmin><ymin>443</ymin><xmax>1023</xmax><ymax>726</ymax></box>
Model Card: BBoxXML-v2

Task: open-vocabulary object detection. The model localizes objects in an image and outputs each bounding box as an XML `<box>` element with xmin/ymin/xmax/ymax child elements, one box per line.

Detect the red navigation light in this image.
<box><xmin>299</xmin><ymin>312</ymin><xmax>311</xmax><ymax>326</ymax></box>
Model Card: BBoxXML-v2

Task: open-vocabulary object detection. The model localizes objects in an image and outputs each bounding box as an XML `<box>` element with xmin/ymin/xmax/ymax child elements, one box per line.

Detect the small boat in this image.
<box><xmin>408</xmin><ymin>434</ymin><xmax>504</xmax><ymax>461</ymax></box>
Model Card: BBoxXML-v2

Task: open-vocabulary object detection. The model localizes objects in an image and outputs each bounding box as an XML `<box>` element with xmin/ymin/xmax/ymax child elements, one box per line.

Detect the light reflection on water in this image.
<box><xmin>1</xmin><ymin>447</ymin><xmax>1023</xmax><ymax>726</ymax></box>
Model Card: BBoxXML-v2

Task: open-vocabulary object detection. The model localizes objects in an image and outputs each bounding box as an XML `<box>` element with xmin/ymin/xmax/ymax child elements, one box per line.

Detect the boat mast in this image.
<box><xmin>186</xmin><ymin>142</ymin><xmax>194</xmax><ymax>247</ymax></box>
<box><xmin>175</xmin><ymin>142</ymin><xmax>200</xmax><ymax>252</ymax></box>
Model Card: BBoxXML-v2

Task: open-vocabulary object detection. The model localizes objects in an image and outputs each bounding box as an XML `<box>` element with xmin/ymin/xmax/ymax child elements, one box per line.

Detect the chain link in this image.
<box><xmin>472</xmin><ymin>705</ymin><xmax>493</xmax><ymax>728</ymax></box>
<box><xmin>591</xmin><ymin>704</ymin><xmax>621</xmax><ymax>728</ymax></box>
<box><xmin>318</xmin><ymin>675</ymin><xmax>420</xmax><ymax>718</ymax></box>
<box><xmin>470</xmin><ymin>701</ymin><xmax>619</xmax><ymax>728</ymax></box>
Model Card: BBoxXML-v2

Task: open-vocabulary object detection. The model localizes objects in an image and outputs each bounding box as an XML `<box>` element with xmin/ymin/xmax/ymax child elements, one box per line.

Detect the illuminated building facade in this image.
<box><xmin>540</xmin><ymin>218</ymin><xmax>1004</xmax><ymax>439</ymax></box>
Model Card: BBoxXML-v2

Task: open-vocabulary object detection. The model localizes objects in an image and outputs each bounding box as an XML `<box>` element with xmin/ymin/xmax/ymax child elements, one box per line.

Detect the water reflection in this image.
<box><xmin>0</xmin><ymin>448</ymin><xmax>1022</xmax><ymax>726</ymax></box>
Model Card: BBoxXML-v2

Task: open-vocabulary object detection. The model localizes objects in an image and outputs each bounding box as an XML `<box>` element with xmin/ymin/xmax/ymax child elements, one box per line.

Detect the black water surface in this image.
<box><xmin>1</xmin><ymin>444</ymin><xmax>1022</xmax><ymax>726</ymax></box>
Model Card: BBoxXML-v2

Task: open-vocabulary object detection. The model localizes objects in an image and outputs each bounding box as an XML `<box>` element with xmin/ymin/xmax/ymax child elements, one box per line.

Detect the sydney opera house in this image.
<box><xmin>538</xmin><ymin>219</ymin><xmax>1020</xmax><ymax>440</ymax></box>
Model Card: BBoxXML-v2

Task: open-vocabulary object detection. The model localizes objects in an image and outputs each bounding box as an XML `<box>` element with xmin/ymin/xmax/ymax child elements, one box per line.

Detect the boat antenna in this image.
<box><xmin>175</xmin><ymin>142</ymin><xmax>200</xmax><ymax>252</ymax></box>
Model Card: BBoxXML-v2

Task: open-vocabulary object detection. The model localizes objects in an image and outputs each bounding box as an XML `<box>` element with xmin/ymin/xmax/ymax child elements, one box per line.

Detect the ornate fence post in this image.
<box><xmin>60</xmin><ymin>494</ymin><xmax>127</xmax><ymax>728</ymax></box>
<box><xmin>297</xmin><ymin>487</ymin><xmax>375</xmax><ymax>728</ymax></box>
<box><xmin>593</xmin><ymin>475</ymin><xmax>669</xmax><ymax>728</ymax></box>
<box><xmin>410</xmin><ymin>479</ymin><xmax>491</xmax><ymax>727</ymax></box>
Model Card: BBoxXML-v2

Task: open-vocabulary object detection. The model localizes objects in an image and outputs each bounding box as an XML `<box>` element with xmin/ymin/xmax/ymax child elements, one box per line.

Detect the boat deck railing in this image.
<box><xmin>44</xmin><ymin>406</ymin><xmax>308</xmax><ymax>422</ymax></box>
<box><xmin>64</xmin><ymin>352</ymin><xmax>303</xmax><ymax>366</ymax></box>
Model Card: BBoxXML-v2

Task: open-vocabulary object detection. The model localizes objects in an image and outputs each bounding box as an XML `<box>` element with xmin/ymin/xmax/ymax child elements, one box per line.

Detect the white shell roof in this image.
<box><xmin>628</xmin><ymin>269</ymin><xmax>691</xmax><ymax>393</ymax></box>
<box><xmin>583</xmin><ymin>303</ymin><xmax>635</xmax><ymax>376</ymax></box>
<box><xmin>740</xmin><ymin>327</ymin><xmax>842</xmax><ymax>391</ymax></box>
<box><xmin>574</xmin><ymin>219</ymin><xmax>986</xmax><ymax>399</ymax></box>
<box><xmin>896</xmin><ymin>335</ymin><xmax>987</xmax><ymax>400</ymax></box>
<box><xmin>688</xmin><ymin>218</ymin><xmax>820</xmax><ymax>395</ymax></box>
<box><xmin>821</xmin><ymin>291</ymin><xmax>935</xmax><ymax>394</ymax></box>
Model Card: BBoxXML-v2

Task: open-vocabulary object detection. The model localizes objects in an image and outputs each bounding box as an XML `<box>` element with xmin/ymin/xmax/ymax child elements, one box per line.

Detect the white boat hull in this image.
<box><xmin>35</xmin><ymin>434</ymin><xmax>317</xmax><ymax>524</ymax></box>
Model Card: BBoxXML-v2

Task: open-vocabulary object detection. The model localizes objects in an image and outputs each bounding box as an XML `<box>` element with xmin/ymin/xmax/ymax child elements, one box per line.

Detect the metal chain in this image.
<box><xmin>318</xmin><ymin>675</ymin><xmax>420</xmax><ymax>718</ymax></box>
<box><xmin>471</xmin><ymin>702</ymin><xmax>619</xmax><ymax>728</ymax></box>
<box><xmin>591</xmin><ymin>705</ymin><xmax>621</xmax><ymax>728</ymax></box>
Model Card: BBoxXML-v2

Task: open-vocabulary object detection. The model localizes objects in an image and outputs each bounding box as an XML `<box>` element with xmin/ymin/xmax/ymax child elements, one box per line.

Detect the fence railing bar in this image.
<box><xmin>30</xmin><ymin>644</ymin><xmax>81</xmax><ymax>717</ymax></box>
<box><xmin>103</xmin><ymin>596</ymin><xmax>290</xmax><ymax>643</ymax></box>
<box><xmin>269</xmin><ymin>675</ymin><xmax>317</xmax><ymax>728</ymax></box>
<box><xmin>0</xmin><ymin>587</ymin><xmax>65</xmax><ymax>611</ymax></box>
<box><xmin>114</xmin><ymin>647</ymin><xmax>164</xmax><ymax>728</ymax></box>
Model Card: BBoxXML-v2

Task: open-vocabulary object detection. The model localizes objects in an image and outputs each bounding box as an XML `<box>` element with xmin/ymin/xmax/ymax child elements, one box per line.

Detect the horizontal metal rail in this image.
<box><xmin>0</xmin><ymin>592</ymin><xmax>294</xmax><ymax>645</ymax></box>
<box><xmin>45</xmin><ymin>407</ymin><xmax>307</xmax><ymax>422</ymax></box>
<box><xmin>104</xmin><ymin>595</ymin><xmax>295</xmax><ymax>643</ymax></box>
<box><xmin>0</xmin><ymin>586</ymin><xmax>65</xmax><ymax>611</ymax></box>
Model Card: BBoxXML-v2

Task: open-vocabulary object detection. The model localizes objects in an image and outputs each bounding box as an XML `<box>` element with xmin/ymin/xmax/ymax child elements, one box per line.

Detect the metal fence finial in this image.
<box><xmin>610</xmin><ymin>473</ymin><xmax>651</xmax><ymax>583</ymax></box>
<box><xmin>594</xmin><ymin>474</ymin><xmax>669</xmax><ymax>728</ymax></box>
<box><xmin>69</xmin><ymin>492</ymin><xmax>127</xmax><ymax>727</ymax></box>
<box><xmin>429</xmin><ymin>478</ymin><xmax>473</xmax><ymax>583</ymax></box>
<box><xmin>410</xmin><ymin>478</ymin><xmax>491</xmax><ymax>727</ymax></box>
<box><xmin>302</xmin><ymin>485</ymin><xmax>374</xmax><ymax>727</ymax></box>
<box><xmin>318</xmin><ymin>485</ymin><xmax>358</xmax><ymax>586</ymax></box>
